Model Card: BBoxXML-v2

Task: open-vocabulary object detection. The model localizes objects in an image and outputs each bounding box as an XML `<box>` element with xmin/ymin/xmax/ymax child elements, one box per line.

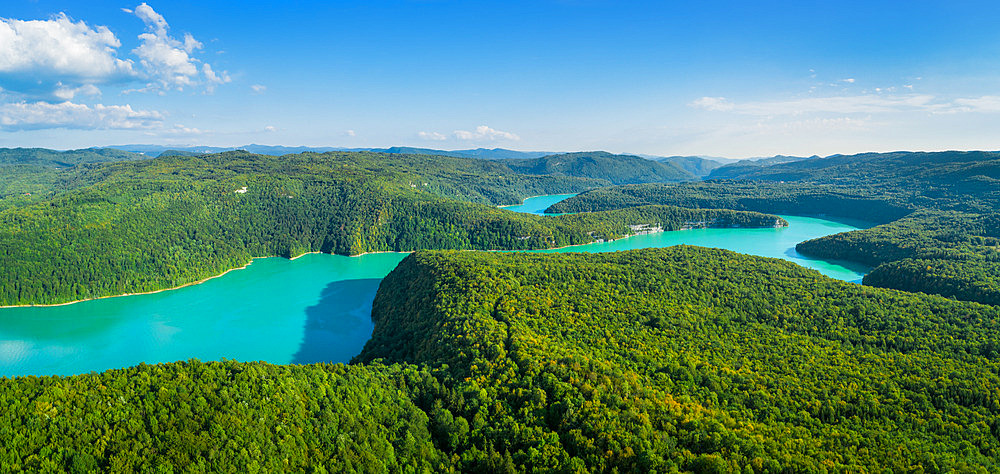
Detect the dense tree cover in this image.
<box><xmin>704</xmin><ymin>150</ymin><xmax>1000</xmax><ymax>213</ymax></box>
<box><xmin>7</xmin><ymin>248</ymin><xmax>1000</xmax><ymax>471</ymax></box>
<box><xmin>356</xmin><ymin>248</ymin><xmax>1000</xmax><ymax>471</ymax></box>
<box><xmin>0</xmin><ymin>147</ymin><xmax>147</xmax><ymax>168</ymax></box>
<box><xmin>797</xmin><ymin>211</ymin><xmax>1000</xmax><ymax>305</ymax></box>
<box><xmin>503</xmin><ymin>151</ymin><xmax>695</xmax><ymax>184</ymax></box>
<box><xmin>0</xmin><ymin>360</ymin><xmax>450</xmax><ymax>472</ymax></box>
<box><xmin>548</xmin><ymin>151</ymin><xmax>1000</xmax><ymax>305</ymax></box>
<box><xmin>547</xmin><ymin>181</ymin><xmax>913</xmax><ymax>224</ymax></box>
<box><xmin>0</xmin><ymin>151</ymin><xmax>781</xmax><ymax>305</ymax></box>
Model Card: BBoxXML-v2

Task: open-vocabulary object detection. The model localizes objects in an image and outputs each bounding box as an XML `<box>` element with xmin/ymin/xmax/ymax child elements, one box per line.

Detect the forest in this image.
<box><xmin>3</xmin><ymin>248</ymin><xmax>999</xmax><ymax>472</ymax></box>
<box><xmin>0</xmin><ymin>150</ymin><xmax>780</xmax><ymax>306</ymax></box>
<box><xmin>547</xmin><ymin>151</ymin><xmax>1000</xmax><ymax>306</ymax></box>
<box><xmin>4</xmin><ymin>148</ymin><xmax>1000</xmax><ymax>471</ymax></box>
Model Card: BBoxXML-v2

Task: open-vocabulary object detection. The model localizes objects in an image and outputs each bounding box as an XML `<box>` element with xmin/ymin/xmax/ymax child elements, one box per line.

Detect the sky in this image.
<box><xmin>2</xmin><ymin>1</ymin><xmax>1000</xmax><ymax>158</ymax></box>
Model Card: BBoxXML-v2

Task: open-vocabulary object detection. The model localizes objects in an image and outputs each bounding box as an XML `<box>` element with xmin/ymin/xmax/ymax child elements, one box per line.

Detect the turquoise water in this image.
<box><xmin>0</xmin><ymin>253</ymin><xmax>407</xmax><ymax>377</ymax></box>
<box><xmin>0</xmin><ymin>194</ymin><xmax>869</xmax><ymax>377</ymax></box>
<box><xmin>499</xmin><ymin>193</ymin><xmax>577</xmax><ymax>214</ymax></box>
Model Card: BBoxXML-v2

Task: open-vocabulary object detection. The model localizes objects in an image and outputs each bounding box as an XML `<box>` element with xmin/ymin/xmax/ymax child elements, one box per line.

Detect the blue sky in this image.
<box><xmin>2</xmin><ymin>1</ymin><xmax>1000</xmax><ymax>157</ymax></box>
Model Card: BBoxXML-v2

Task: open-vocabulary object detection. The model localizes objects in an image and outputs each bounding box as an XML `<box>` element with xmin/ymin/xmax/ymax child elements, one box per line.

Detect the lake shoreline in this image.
<box><xmin>0</xmin><ymin>260</ymin><xmax>256</xmax><ymax>309</ymax></box>
<box><xmin>1</xmin><ymin>210</ymin><xmax>869</xmax><ymax>378</ymax></box>
<box><xmin>0</xmin><ymin>247</ymin><xmax>419</xmax><ymax>309</ymax></box>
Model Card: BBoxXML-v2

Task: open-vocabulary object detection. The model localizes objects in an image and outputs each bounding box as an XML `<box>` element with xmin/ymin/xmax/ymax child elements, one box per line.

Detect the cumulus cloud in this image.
<box><xmin>452</xmin><ymin>125</ymin><xmax>519</xmax><ymax>141</ymax></box>
<box><xmin>0</xmin><ymin>13</ymin><xmax>135</xmax><ymax>98</ymax></box>
<box><xmin>129</xmin><ymin>3</ymin><xmax>230</xmax><ymax>92</ymax></box>
<box><xmin>53</xmin><ymin>83</ymin><xmax>102</xmax><ymax>101</ymax></box>
<box><xmin>418</xmin><ymin>131</ymin><xmax>447</xmax><ymax>141</ymax></box>
<box><xmin>0</xmin><ymin>101</ymin><xmax>164</xmax><ymax>130</ymax></box>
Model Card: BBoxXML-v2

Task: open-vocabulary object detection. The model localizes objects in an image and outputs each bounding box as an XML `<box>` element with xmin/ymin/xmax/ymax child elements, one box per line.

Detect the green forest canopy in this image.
<box><xmin>4</xmin><ymin>248</ymin><xmax>998</xmax><ymax>472</ymax></box>
<box><xmin>547</xmin><ymin>151</ymin><xmax>1000</xmax><ymax>306</ymax></box>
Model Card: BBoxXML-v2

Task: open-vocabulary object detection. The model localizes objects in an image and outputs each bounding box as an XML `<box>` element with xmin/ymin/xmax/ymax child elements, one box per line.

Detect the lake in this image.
<box><xmin>0</xmin><ymin>194</ymin><xmax>870</xmax><ymax>377</ymax></box>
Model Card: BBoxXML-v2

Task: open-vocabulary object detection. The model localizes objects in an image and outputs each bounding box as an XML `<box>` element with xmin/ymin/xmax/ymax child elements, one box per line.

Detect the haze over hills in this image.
<box><xmin>106</xmin><ymin>144</ymin><xmax>737</xmax><ymax>164</ymax></box>
<box><xmin>651</xmin><ymin>155</ymin><xmax>729</xmax><ymax>177</ymax></box>
<box><xmin>106</xmin><ymin>144</ymin><xmax>555</xmax><ymax>160</ymax></box>
<box><xmin>706</xmin><ymin>154</ymin><xmax>818</xmax><ymax>179</ymax></box>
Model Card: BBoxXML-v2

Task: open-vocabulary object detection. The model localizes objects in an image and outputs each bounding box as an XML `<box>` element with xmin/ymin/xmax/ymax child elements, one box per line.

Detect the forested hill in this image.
<box><xmin>5</xmin><ymin>247</ymin><xmax>998</xmax><ymax>471</ymax></box>
<box><xmin>705</xmin><ymin>154</ymin><xmax>815</xmax><ymax>179</ymax></box>
<box><xmin>546</xmin><ymin>181</ymin><xmax>914</xmax><ymax>223</ymax></box>
<box><xmin>547</xmin><ymin>150</ymin><xmax>1000</xmax><ymax>306</ymax></box>
<box><xmin>707</xmin><ymin>150</ymin><xmax>1000</xmax><ymax>191</ymax></box>
<box><xmin>0</xmin><ymin>150</ymin><xmax>780</xmax><ymax>305</ymax></box>
<box><xmin>0</xmin><ymin>147</ymin><xmax>147</xmax><ymax>167</ymax></box>
<box><xmin>503</xmin><ymin>151</ymin><xmax>695</xmax><ymax>184</ymax></box>
<box><xmin>654</xmin><ymin>155</ymin><xmax>725</xmax><ymax>177</ymax></box>
<box><xmin>356</xmin><ymin>248</ymin><xmax>1000</xmax><ymax>471</ymax></box>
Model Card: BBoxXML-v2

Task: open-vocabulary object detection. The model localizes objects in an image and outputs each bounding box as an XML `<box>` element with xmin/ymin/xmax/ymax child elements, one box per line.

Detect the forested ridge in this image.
<box><xmin>548</xmin><ymin>151</ymin><xmax>1000</xmax><ymax>305</ymax></box>
<box><xmin>0</xmin><ymin>150</ymin><xmax>780</xmax><ymax>305</ymax></box>
<box><xmin>4</xmin><ymin>248</ymin><xmax>999</xmax><ymax>472</ymax></box>
<box><xmin>503</xmin><ymin>151</ymin><xmax>695</xmax><ymax>184</ymax></box>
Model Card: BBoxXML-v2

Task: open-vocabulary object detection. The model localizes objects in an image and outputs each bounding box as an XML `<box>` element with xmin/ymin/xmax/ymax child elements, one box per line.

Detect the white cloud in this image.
<box><xmin>250</xmin><ymin>84</ymin><xmax>266</xmax><ymax>94</ymax></box>
<box><xmin>129</xmin><ymin>3</ymin><xmax>229</xmax><ymax>92</ymax></box>
<box><xmin>53</xmin><ymin>83</ymin><xmax>101</xmax><ymax>100</ymax></box>
<box><xmin>841</xmin><ymin>78</ymin><xmax>856</xmax><ymax>83</ymax></box>
<box><xmin>0</xmin><ymin>101</ymin><xmax>163</xmax><ymax>130</ymax></box>
<box><xmin>418</xmin><ymin>131</ymin><xmax>447</xmax><ymax>141</ymax></box>
<box><xmin>0</xmin><ymin>13</ymin><xmax>135</xmax><ymax>98</ymax></box>
<box><xmin>452</xmin><ymin>125</ymin><xmax>519</xmax><ymax>141</ymax></box>
<box><xmin>954</xmin><ymin>96</ymin><xmax>1000</xmax><ymax>113</ymax></box>
<box><xmin>133</xmin><ymin>3</ymin><xmax>168</xmax><ymax>35</ymax></box>
<box><xmin>690</xmin><ymin>96</ymin><xmax>734</xmax><ymax>112</ymax></box>
<box><xmin>690</xmin><ymin>94</ymin><xmax>950</xmax><ymax>115</ymax></box>
<box><xmin>155</xmin><ymin>123</ymin><xmax>205</xmax><ymax>135</ymax></box>
<box><xmin>264</xmin><ymin>125</ymin><xmax>277</xmax><ymax>132</ymax></box>
<box><xmin>344</xmin><ymin>129</ymin><xmax>356</xmax><ymax>137</ymax></box>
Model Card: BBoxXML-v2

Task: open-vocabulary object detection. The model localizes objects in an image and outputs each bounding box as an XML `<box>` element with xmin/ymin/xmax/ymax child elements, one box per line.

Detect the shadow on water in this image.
<box><xmin>291</xmin><ymin>278</ymin><xmax>384</xmax><ymax>365</ymax></box>
<box><xmin>783</xmin><ymin>247</ymin><xmax>869</xmax><ymax>284</ymax></box>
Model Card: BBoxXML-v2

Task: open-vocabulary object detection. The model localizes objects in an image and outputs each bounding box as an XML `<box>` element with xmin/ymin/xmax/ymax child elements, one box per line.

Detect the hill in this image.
<box><xmin>547</xmin><ymin>151</ymin><xmax>1000</xmax><ymax>305</ymax></box>
<box><xmin>504</xmin><ymin>151</ymin><xmax>695</xmax><ymax>184</ymax></box>
<box><xmin>706</xmin><ymin>154</ymin><xmax>817</xmax><ymax>179</ymax></box>
<box><xmin>654</xmin><ymin>155</ymin><xmax>726</xmax><ymax>177</ymax></box>
<box><xmin>0</xmin><ymin>147</ymin><xmax>147</xmax><ymax>168</ymax></box>
<box><xmin>358</xmin><ymin>248</ymin><xmax>1000</xmax><ymax>471</ymax></box>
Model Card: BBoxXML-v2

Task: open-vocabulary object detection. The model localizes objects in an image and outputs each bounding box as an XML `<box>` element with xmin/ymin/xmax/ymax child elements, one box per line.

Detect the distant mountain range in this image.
<box><xmin>104</xmin><ymin>144</ymin><xmax>554</xmax><ymax>160</ymax></box>
<box><xmin>706</xmin><ymin>155</ymin><xmax>817</xmax><ymax>179</ymax></box>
